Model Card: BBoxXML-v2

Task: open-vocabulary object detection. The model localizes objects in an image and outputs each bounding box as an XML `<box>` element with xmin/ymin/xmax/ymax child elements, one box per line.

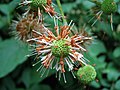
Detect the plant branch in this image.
<box><xmin>56</xmin><ymin>0</ymin><xmax>67</xmax><ymax>24</ymax></box>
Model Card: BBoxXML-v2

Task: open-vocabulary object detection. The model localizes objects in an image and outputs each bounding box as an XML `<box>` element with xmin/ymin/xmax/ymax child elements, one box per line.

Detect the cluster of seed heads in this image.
<box><xmin>11</xmin><ymin>0</ymin><xmax>100</xmax><ymax>84</ymax></box>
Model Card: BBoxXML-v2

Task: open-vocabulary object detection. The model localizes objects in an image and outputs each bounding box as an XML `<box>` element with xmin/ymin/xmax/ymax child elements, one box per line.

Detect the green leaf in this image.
<box><xmin>118</xmin><ymin>3</ymin><xmax>120</xmax><ymax>14</ymax></box>
<box><xmin>0</xmin><ymin>4</ymin><xmax>10</xmax><ymax>15</ymax></box>
<box><xmin>0</xmin><ymin>0</ymin><xmax>20</xmax><ymax>15</ymax></box>
<box><xmin>8</xmin><ymin>0</ymin><xmax>20</xmax><ymax>13</ymax></box>
<box><xmin>115</xmin><ymin>80</ymin><xmax>120</xmax><ymax>90</ymax></box>
<box><xmin>82</xmin><ymin>1</ymin><xmax>95</xmax><ymax>9</ymax></box>
<box><xmin>16</xmin><ymin>89</ymin><xmax>25</xmax><ymax>90</ymax></box>
<box><xmin>87</xmin><ymin>40</ymin><xmax>107</xmax><ymax>57</ymax></box>
<box><xmin>62</xmin><ymin>3</ymin><xmax>77</xmax><ymax>13</ymax></box>
<box><xmin>103</xmin><ymin>63</ymin><xmax>120</xmax><ymax>81</ymax></box>
<box><xmin>20</xmin><ymin>65</ymin><xmax>56</xmax><ymax>88</ymax></box>
<box><xmin>113</xmin><ymin>47</ymin><xmax>120</xmax><ymax>58</ymax></box>
<box><xmin>107</xmin><ymin>71</ymin><xmax>120</xmax><ymax>82</ymax></box>
<box><xmin>90</xmin><ymin>81</ymin><xmax>101</xmax><ymax>88</ymax></box>
<box><xmin>0</xmin><ymin>39</ymin><xmax>29</xmax><ymax>78</ymax></box>
<box><xmin>97</xmin><ymin>22</ymin><xmax>113</xmax><ymax>37</ymax></box>
<box><xmin>28</xmin><ymin>84</ymin><xmax>51</xmax><ymax>90</ymax></box>
<box><xmin>21</xmin><ymin>68</ymin><xmax>31</xmax><ymax>88</ymax></box>
<box><xmin>2</xmin><ymin>77</ymin><xmax>16</xmax><ymax>90</ymax></box>
<box><xmin>0</xmin><ymin>16</ymin><xmax>8</xmax><ymax>29</ymax></box>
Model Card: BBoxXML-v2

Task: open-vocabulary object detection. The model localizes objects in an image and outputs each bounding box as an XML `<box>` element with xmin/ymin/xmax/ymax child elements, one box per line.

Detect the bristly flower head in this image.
<box><xmin>89</xmin><ymin>0</ymin><xmax>118</xmax><ymax>30</ymax></box>
<box><xmin>11</xmin><ymin>14</ymin><xmax>47</xmax><ymax>41</ymax></box>
<box><xmin>19</xmin><ymin>0</ymin><xmax>58</xmax><ymax>21</ymax></box>
<box><xmin>27</xmin><ymin>19</ymin><xmax>93</xmax><ymax>83</ymax></box>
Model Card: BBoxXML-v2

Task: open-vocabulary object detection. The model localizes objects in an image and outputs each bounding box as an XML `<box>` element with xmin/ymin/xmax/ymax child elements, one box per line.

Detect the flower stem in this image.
<box><xmin>56</xmin><ymin>0</ymin><xmax>67</xmax><ymax>24</ymax></box>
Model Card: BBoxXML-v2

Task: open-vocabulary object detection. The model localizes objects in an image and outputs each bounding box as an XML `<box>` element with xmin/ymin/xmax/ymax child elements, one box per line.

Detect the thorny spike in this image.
<box><xmin>71</xmin><ymin>71</ymin><xmax>76</xmax><ymax>78</ymax></box>
<box><xmin>46</xmin><ymin>68</ymin><xmax>50</xmax><ymax>77</ymax></box>
<box><xmin>110</xmin><ymin>13</ymin><xmax>113</xmax><ymax>31</ymax></box>
<box><xmin>70</xmin><ymin>23</ymin><xmax>75</xmax><ymax>30</ymax></box>
<box><xmin>32</xmin><ymin>60</ymin><xmax>41</xmax><ymax>66</ymax></box>
<box><xmin>37</xmin><ymin>65</ymin><xmax>43</xmax><ymax>72</ymax></box>
<box><xmin>56</xmin><ymin>72</ymin><xmax>58</xmax><ymax>78</ymax></box>
<box><xmin>32</xmin><ymin>30</ymin><xmax>42</xmax><ymax>36</ymax></box>
<box><xmin>68</xmin><ymin>20</ymin><xmax>73</xmax><ymax>26</ymax></box>
<box><xmin>33</xmin><ymin>54</ymin><xmax>40</xmax><ymax>62</ymax></box>
<box><xmin>59</xmin><ymin>71</ymin><xmax>61</xmax><ymax>81</ymax></box>
<box><xmin>63</xmin><ymin>73</ymin><xmax>67</xmax><ymax>83</ymax></box>
<box><xmin>92</xmin><ymin>11</ymin><xmax>103</xmax><ymax>26</ymax></box>
<box><xmin>22</xmin><ymin>7</ymin><xmax>31</xmax><ymax>17</ymax></box>
<box><xmin>54</xmin><ymin>18</ymin><xmax>59</xmax><ymax>36</ymax></box>
<box><xmin>41</xmin><ymin>68</ymin><xmax>47</xmax><ymax>77</ymax></box>
<box><xmin>26</xmin><ymin>53</ymin><xmax>38</xmax><ymax>57</ymax></box>
<box><xmin>39</xmin><ymin>65</ymin><xmax>45</xmax><ymax>74</ymax></box>
<box><xmin>42</xmin><ymin>5</ymin><xmax>53</xmax><ymax>18</ymax></box>
<box><xmin>19</xmin><ymin>0</ymin><xmax>32</xmax><ymax>6</ymax></box>
<box><xmin>38</xmin><ymin>7</ymin><xmax>42</xmax><ymax>23</ymax></box>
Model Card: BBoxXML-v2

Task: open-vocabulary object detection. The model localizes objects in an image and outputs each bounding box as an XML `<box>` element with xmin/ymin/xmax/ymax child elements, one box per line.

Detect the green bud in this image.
<box><xmin>51</xmin><ymin>39</ymin><xmax>70</xmax><ymax>57</ymax></box>
<box><xmin>101</xmin><ymin>0</ymin><xmax>117</xmax><ymax>14</ymax></box>
<box><xmin>77</xmin><ymin>65</ymin><xmax>96</xmax><ymax>84</ymax></box>
<box><xmin>31</xmin><ymin>0</ymin><xmax>47</xmax><ymax>9</ymax></box>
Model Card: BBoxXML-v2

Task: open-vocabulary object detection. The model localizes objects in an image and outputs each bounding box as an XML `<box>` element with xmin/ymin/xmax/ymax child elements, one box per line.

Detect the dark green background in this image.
<box><xmin>0</xmin><ymin>0</ymin><xmax>120</xmax><ymax>90</ymax></box>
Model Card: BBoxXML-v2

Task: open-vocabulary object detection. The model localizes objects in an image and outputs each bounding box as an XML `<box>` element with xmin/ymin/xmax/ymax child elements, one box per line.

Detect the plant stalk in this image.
<box><xmin>56</xmin><ymin>0</ymin><xmax>67</xmax><ymax>24</ymax></box>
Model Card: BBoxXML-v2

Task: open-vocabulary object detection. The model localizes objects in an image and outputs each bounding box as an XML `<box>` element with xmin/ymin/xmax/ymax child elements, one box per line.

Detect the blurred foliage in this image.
<box><xmin>0</xmin><ymin>0</ymin><xmax>120</xmax><ymax>90</ymax></box>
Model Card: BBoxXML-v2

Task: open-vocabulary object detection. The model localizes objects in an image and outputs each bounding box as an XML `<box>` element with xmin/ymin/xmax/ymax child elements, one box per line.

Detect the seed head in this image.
<box><xmin>12</xmin><ymin>14</ymin><xmax>46</xmax><ymax>41</ymax></box>
<box><xmin>27</xmin><ymin>20</ymin><xmax>93</xmax><ymax>82</ymax></box>
<box><xmin>101</xmin><ymin>0</ymin><xmax>117</xmax><ymax>14</ymax></box>
<box><xmin>77</xmin><ymin>65</ymin><xmax>96</xmax><ymax>84</ymax></box>
<box><xmin>31</xmin><ymin>0</ymin><xmax>47</xmax><ymax>9</ymax></box>
<box><xmin>51</xmin><ymin>39</ymin><xmax>70</xmax><ymax>57</ymax></box>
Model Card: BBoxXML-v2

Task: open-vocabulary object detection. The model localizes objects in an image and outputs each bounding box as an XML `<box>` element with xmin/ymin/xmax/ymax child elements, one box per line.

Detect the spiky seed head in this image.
<box><xmin>31</xmin><ymin>0</ymin><xmax>47</xmax><ymax>9</ymax></box>
<box><xmin>77</xmin><ymin>65</ymin><xmax>96</xmax><ymax>84</ymax></box>
<box><xmin>51</xmin><ymin>39</ymin><xmax>70</xmax><ymax>57</ymax></box>
<box><xmin>101</xmin><ymin>0</ymin><xmax>117</xmax><ymax>14</ymax></box>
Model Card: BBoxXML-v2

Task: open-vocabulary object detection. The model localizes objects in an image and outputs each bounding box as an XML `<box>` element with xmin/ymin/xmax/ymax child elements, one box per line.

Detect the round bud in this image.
<box><xmin>51</xmin><ymin>39</ymin><xmax>70</xmax><ymax>57</ymax></box>
<box><xmin>31</xmin><ymin>0</ymin><xmax>47</xmax><ymax>9</ymax></box>
<box><xmin>101</xmin><ymin>0</ymin><xmax>117</xmax><ymax>14</ymax></box>
<box><xmin>77</xmin><ymin>65</ymin><xmax>96</xmax><ymax>84</ymax></box>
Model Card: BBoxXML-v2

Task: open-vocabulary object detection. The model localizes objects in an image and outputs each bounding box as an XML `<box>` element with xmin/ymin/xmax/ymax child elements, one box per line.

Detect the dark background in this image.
<box><xmin>0</xmin><ymin>0</ymin><xmax>120</xmax><ymax>90</ymax></box>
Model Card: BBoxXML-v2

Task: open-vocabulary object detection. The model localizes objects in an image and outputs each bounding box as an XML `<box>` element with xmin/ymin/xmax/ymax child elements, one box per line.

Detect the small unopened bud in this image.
<box><xmin>77</xmin><ymin>65</ymin><xmax>97</xmax><ymax>84</ymax></box>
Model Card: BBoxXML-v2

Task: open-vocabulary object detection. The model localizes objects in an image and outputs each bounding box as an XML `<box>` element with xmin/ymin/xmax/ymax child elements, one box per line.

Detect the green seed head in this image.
<box><xmin>77</xmin><ymin>65</ymin><xmax>97</xmax><ymax>84</ymax></box>
<box><xmin>31</xmin><ymin>0</ymin><xmax>47</xmax><ymax>9</ymax></box>
<box><xmin>51</xmin><ymin>39</ymin><xmax>70</xmax><ymax>57</ymax></box>
<box><xmin>101</xmin><ymin>0</ymin><xmax>117</xmax><ymax>14</ymax></box>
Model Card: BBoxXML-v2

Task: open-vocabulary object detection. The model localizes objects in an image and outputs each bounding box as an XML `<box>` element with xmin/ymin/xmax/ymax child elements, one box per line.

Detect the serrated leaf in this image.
<box><xmin>0</xmin><ymin>39</ymin><xmax>29</xmax><ymax>78</ymax></box>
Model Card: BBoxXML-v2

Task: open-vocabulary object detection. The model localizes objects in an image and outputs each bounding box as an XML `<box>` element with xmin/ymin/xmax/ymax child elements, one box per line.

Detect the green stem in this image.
<box><xmin>56</xmin><ymin>0</ymin><xmax>67</xmax><ymax>24</ymax></box>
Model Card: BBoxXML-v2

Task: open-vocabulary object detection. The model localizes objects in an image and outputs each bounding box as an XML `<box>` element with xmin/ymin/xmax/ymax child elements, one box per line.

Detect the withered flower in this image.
<box><xmin>11</xmin><ymin>14</ymin><xmax>47</xmax><ymax>41</ymax></box>
<box><xmin>27</xmin><ymin>19</ymin><xmax>93</xmax><ymax>83</ymax></box>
